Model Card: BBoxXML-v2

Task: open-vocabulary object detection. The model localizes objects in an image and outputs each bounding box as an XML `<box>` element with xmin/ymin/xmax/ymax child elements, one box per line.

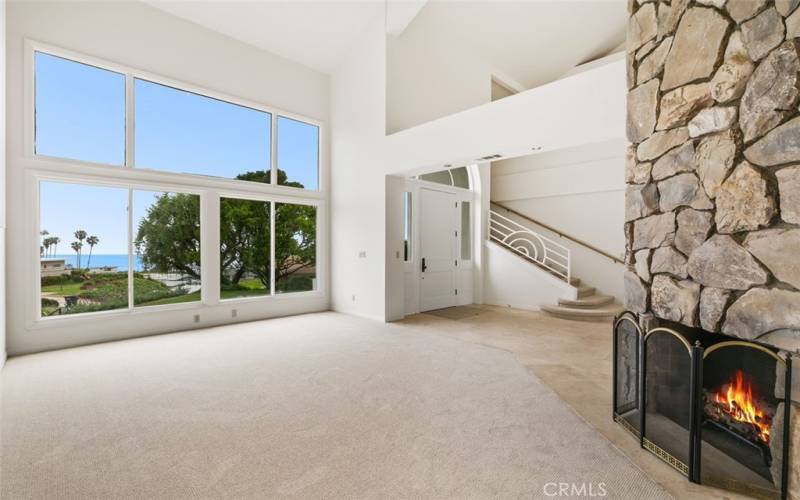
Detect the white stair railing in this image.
<box><xmin>489</xmin><ymin>210</ymin><xmax>571</xmax><ymax>283</ymax></box>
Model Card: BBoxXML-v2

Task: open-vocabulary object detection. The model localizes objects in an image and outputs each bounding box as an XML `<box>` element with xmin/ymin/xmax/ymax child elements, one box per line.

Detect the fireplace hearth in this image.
<box><xmin>613</xmin><ymin>312</ymin><xmax>794</xmax><ymax>499</ymax></box>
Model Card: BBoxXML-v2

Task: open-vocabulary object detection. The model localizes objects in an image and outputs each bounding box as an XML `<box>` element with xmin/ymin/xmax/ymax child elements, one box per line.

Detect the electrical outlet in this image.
<box><xmin>358</xmin><ymin>250</ymin><xmax>367</xmax><ymax>258</ymax></box>
<box><xmin>193</xmin><ymin>314</ymin><xmax>200</xmax><ymax>323</ymax></box>
<box><xmin>352</xmin><ymin>294</ymin><xmax>356</xmax><ymax>302</ymax></box>
<box><xmin>231</xmin><ymin>309</ymin><xmax>238</xmax><ymax>318</ymax></box>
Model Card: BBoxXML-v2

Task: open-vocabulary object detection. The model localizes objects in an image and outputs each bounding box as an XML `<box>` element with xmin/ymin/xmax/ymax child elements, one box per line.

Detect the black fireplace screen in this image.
<box><xmin>613</xmin><ymin>313</ymin><xmax>641</xmax><ymax>437</ymax></box>
<box><xmin>612</xmin><ymin>313</ymin><xmax>793</xmax><ymax>500</ymax></box>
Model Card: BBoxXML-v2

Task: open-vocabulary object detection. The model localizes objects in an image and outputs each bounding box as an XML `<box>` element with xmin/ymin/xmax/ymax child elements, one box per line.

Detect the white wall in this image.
<box><xmin>330</xmin><ymin>22</ymin><xmax>387</xmax><ymax>322</ymax></box>
<box><xmin>331</xmin><ymin>18</ymin><xmax>625</xmax><ymax>321</ymax></box>
<box><xmin>6</xmin><ymin>1</ymin><xmax>331</xmax><ymax>355</ymax></box>
<box><xmin>1</xmin><ymin>0</ymin><xmax>6</xmax><ymax>367</ymax></box>
<box><xmin>491</xmin><ymin>141</ymin><xmax>626</xmax><ymax>300</ymax></box>
<box><xmin>483</xmin><ymin>241</ymin><xmax>577</xmax><ymax>311</ymax></box>
<box><xmin>385</xmin><ymin>175</ymin><xmax>406</xmax><ymax>321</ymax></box>
<box><xmin>386</xmin><ymin>28</ymin><xmax>495</xmax><ymax>134</ymax></box>
<box><xmin>382</xmin><ymin>59</ymin><xmax>626</xmax><ymax>176</ymax></box>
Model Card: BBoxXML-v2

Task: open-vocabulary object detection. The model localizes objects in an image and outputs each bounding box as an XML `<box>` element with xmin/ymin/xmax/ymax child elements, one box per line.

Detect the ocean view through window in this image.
<box><xmin>32</xmin><ymin>44</ymin><xmax>324</xmax><ymax>324</ymax></box>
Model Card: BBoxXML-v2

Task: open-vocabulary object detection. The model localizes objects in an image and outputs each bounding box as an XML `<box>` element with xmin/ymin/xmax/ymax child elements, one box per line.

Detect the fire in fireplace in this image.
<box><xmin>612</xmin><ymin>313</ymin><xmax>794</xmax><ymax>499</ymax></box>
<box><xmin>706</xmin><ymin>369</ymin><xmax>773</xmax><ymax>448</ymax></box>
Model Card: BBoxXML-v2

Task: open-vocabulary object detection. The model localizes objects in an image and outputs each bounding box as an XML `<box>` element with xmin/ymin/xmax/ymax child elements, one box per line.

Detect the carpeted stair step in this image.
<box><xmin>558</xmin><ymin>294</ymin><xmax>614</xmax><ymax>309</ymax></box>
<box><xmin>576</xmin><ymin>285</ymin><xmax>595</xmax><ymax>298</ymax></box>
<box><xmin>541</xmin><ymin>303</ymin><xmax>623</xmax><ymax>322</ymax></box>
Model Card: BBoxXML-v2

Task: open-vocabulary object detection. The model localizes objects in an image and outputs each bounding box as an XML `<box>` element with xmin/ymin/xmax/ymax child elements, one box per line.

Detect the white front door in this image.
<box><xmin>419</xmin><ymin>187</ymin><xmax>456</xmax><ymax>312</ymax></box>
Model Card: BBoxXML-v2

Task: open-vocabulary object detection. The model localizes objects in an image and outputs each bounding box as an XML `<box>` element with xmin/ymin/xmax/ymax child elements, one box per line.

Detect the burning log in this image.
<box><xmin>704</xmin><ymin>370</ymin><xmax>774</xmax><ymax>446</ymax></box>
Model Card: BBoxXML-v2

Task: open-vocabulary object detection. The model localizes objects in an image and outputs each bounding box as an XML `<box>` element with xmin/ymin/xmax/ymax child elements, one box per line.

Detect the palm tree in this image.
<box><xmin>40</xmin><ymin>230</ymin><xmax>50</xmax><ymax>257</ymax></box>
<box><xmin>86</xmin><ymin>235</ymin><xmax>99</xmax><ymax>269</ymax></box>
<box><xmin>71</xmin><ymin>241</ymin><xmax>83</xmax><ymax>269</ymax></box>
<box><xmin>73</xmin><ymin>231</ymin><xmax>87</xmax><ymax>268</ymax></box>
<box><xmin>52</xmin><ymin>237</ymin><xmax>61</xmax><ymax>257</ymax></box>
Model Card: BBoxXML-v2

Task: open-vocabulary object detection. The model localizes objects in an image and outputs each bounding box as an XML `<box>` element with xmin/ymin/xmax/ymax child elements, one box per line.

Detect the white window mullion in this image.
<box><xmin>270</xmin><ymin>114</ymin><xmax>277</xmax><ymax>186</ymax></box>
<box><xmin>127</xmin><ymin>188</ymin><xmax>134</xmax><ymax>310</ymax></box>
<box><xmin>203</xmin><ymin>191</ymin><xmax>221</xmax><ymax>305</ymax></box>
<box><xmin>270</xmin><ymin>201</ymin><xmax>276</xmax><ymax>295</ymax></box>
<box><xmin>125</xmin><ymin>73</ymin><xmax>135</xmax><ymax>168</ymax></box>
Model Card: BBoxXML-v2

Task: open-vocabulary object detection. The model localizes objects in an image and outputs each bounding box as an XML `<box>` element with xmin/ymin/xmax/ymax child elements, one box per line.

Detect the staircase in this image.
<box><xmin>489</xmin><ymin>206</ymin><xmax>623</xmax><ymax>321</ymax></box>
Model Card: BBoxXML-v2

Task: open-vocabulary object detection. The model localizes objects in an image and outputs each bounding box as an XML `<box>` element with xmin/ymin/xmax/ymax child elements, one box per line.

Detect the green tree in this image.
<box><xmin>51</xmin><ymin>237</ymin><xmax>61</xmax><ymax>257</ymax></box>
<box><xmin>74</xmin><ymin>230</ymin><xmax>87</xmax><ymax>268</ymax></box>
<box><xmin>40</xmin><ymin>230</ymin><xmax>49</xmax><ymax>257</ymax></box>
<box><xmin>135</xmin><ymin>194</ymin><xmax>201</xmax><ymax>277</ymax></box>
<box><xmin>86</xmin><ymin>235</ymin><xmax>99</xmax><ymax>268</ymax></box>
<box><xmin>134</xmin><ymin>169</ymin><xmax>315</xmax><ymax>288</ymax></box>
<box><xmin>274</xmin><ymin>202</ymin><xmax>316</xmax><ymax>285</ymax></box>
<box><xmin>71</xmin><ymin>241</ymin><xmax>83</xmax><ymax>269</ymax></box>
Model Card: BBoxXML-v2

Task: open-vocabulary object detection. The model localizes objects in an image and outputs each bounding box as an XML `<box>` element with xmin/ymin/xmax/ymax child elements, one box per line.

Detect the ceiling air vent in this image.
<box><xmin>477</xmin><ymin>154</ymin><xmax>503</xmax><ymax>161</ymax></box>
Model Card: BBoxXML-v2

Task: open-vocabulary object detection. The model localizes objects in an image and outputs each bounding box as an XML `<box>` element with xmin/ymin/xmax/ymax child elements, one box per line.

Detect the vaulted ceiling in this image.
<box><xmin>141</xmin><ymin>0</ymin><xmax>388</xmax><ymax>73</ymax></box>
<box><xmin>142</xmin><ymin>0</ymin><xmax>626</xmax><ymax>82</ymax></box>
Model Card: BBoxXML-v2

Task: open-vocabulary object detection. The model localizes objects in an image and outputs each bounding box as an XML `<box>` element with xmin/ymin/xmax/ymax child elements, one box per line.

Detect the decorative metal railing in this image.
<box><xmin>489</xmin><ymin>209</ymin><xmax>571</xmax><ymax>282</ymax></box>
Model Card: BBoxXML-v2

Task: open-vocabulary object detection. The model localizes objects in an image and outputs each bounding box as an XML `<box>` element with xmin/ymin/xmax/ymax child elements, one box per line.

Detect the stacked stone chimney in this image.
<box><xmin>625</xmin><ymin>0</ymin><xmax>800</xmax><ymax>352</ymax></box>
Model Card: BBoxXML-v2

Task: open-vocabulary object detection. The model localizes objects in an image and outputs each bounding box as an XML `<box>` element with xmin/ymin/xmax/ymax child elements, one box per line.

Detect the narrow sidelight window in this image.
<box><xmin>461</xmin><ymin>201</ymin><xmax>472</xmax><ymax>260</ymax></box>
<box><xmin>403</xmin><ymin>192</ymin><xmax>412</xmax><ymax>261</ymax></box>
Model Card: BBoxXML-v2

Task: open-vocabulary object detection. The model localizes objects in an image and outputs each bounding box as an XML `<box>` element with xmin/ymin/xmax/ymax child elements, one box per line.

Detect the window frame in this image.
<box><xmin>24</xmin><ymin>40</ymin><xmax>327</xmax><ymax>329</ymax></box>
<box><xmin>33</xmin><ymin>174</ymin><xmax>207</xmax><ymax>322</ymax></box>
<box><xmin>25</xmin><ymin>39</ymin><xmax>324</xmax><ymax>194</ymax></box>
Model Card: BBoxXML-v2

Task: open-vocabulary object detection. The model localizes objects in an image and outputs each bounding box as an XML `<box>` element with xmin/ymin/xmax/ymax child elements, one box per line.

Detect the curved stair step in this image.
<box><xmin>576</xmin><ymin>285</ymin><xmax>595</xmax><ymax>298</ymax></box>
<box><xmin>558</xmin><ymin>294</ymin><xmax>614</xmax><ymax>309</ymax></box>
<box><xmin>541</xmin><ymin>304</ymin><xmax>623</xmax><ymax>322</ymax></box>
<box><xmin>569</xmin><ymin>277</ymin><xmax>581</xmax><ymax>286</ymax></box>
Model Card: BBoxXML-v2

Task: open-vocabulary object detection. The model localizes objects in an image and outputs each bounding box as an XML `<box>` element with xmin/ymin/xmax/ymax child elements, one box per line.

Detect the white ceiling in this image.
<box><xmin>142</xmin><ymin>0</ymin><xmax>625</xmax><ymax>82</ymax></box>
<box><xmin>406</xmin><ymin>1</ymin><xmax>627</xmax><ymax>90</ymax></box>
<box><xmin>141</xmin><ymin>0</ymin><xmax>389</xmax><ymax>74</ymax></box>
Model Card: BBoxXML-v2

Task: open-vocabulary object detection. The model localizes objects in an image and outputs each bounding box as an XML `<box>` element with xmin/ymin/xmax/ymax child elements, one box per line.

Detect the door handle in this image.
<box><xmin>421</xmin><ymin>257</ymin><xmax>427</xmax><ymax>273</ymax></box>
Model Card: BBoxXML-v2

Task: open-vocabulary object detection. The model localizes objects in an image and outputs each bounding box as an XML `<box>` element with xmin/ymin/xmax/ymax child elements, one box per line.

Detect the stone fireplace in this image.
<box><xmin>624</xmin><ymin>0</ymin><xmax>800</xmax><ymax>497</ymax></box>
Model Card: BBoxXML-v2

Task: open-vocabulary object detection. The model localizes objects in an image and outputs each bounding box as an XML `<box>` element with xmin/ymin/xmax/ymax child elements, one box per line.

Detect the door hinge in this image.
<box><xmin>455</xmin><ymin>201</ymin><xmax>458</xmax><ymax>207</ymax></box>
<box><xmin>455</xmin><ymin>289</ymin><xmax>458</xmax><ymax>296</ymax></box>
<box><xmin>455</xmin><ymin>230</ymin><xmax>458</xmax><ymax>237</ymax></box>
<box><xmin>455</xmin><ymin>260</ymin><xmax>458</xmax><ymax>266</ymax></box>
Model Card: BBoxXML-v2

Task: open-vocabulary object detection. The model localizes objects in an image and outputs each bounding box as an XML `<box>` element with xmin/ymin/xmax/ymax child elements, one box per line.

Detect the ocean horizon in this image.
<box><xmin>44</xmin><ymin>254</ymin><xmax>144</xmax><ymax>272</ymax></box>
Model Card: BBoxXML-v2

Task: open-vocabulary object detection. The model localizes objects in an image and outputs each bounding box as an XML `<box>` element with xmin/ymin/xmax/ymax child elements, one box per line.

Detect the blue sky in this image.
<box><xmin>35</xmin><ymin>51</ymin><xmax>318</xmax><ymax>256</ymax></box>
<box><xmin>40</xmin><ymin>182</ymin><xmax>129</xmax><ymax>254</ymax></box>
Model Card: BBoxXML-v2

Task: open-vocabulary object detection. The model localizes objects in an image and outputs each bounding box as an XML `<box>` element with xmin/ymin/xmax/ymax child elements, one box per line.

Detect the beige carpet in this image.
<box><xmin>1</xmin><ymin>311</ymin><xmax>670</xmax><ymax>499</ymax></box>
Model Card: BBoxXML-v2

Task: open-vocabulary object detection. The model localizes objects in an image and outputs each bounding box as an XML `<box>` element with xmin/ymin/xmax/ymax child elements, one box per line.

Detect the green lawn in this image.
<box><xmin>41</xmin><ymin>273</ymin><xmax>287</xmax><ymax>313</ymax></box>
<box><xmin>140</xmin><ymin>291</ymin><xmax>201</xmax><ymax>306</ymax></box>
<box><xmin>41</xmin><ymin>282</ymin><xmax>84</xmax><ymax>296</ymax></box>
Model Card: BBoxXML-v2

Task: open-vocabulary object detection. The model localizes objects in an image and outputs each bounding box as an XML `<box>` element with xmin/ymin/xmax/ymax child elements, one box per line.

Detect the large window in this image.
<box><xmin>275</xmin><ymin>203</ymin><xmax>317</xmax><ymax>293</ymax></box>
<box><xmin>40</xmin><ymin>182</ymin><xmax>129</xmax><ymax>316</ymax></box>
<box><xmin>220</xmin><ymin>198</ymin><xmax>271</xmax><ymax>299</ymax></box>
<box><xmin>135</xmin><ymin>79</ymin><xmax>272</xmax><ymax>181</ymax></box>
<box><xmin>31</xmin><ymin>45</ymin><xmax>323</xmax><ymax>323</ymax></box>
<box><xmin>39</xmin><ymin>183</ymin><xmax>203</xmax><ymax>317</ymax></box>
<box><xmin>34</xmin><ymin>52</ymin><xmax>125</xmax><ymax>165</ymax></box>
<box><xmin>133</xmin><ymin>190</ymin><xmax>202</xmax><ymax>307</ymax></box>
<box><xmin>33</xmin><ymin>51</ymin><xmax>319</xmax><ymax>189</ymax></box>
